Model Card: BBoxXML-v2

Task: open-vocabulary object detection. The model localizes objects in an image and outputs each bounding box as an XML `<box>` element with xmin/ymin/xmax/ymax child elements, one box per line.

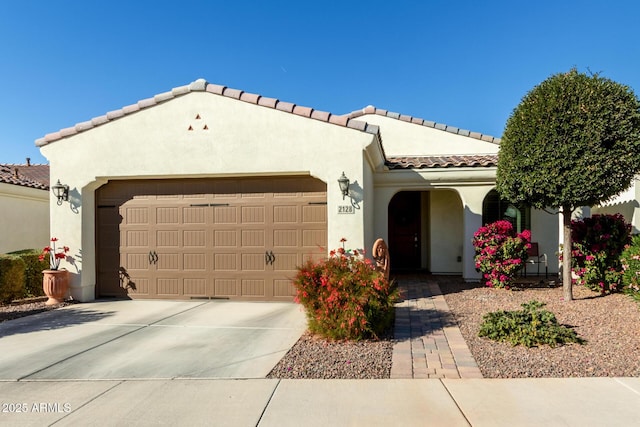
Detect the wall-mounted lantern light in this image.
<box><xmin>338</xmin><ymin>172</ymin><xmax>350</xmax><ymax>200</ymax></box>
<box><xmin>52</xmin><ymin>180</ymin><xmax>69</xmax><ymax>206</ymax></box>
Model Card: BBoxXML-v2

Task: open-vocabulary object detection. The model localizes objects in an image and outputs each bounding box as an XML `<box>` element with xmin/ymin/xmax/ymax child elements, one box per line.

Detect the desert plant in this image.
<box><xmin>293</xmin><ymin>240</ymin><xmax>398</xmax><ymax>340</ymax></box>
<box><xmin>473</xmin><ymin>220</ymin><xmax>530</xmax><ymax>289</ymax></box>
<box><xmin>478</xmin><ymin>300</ymin><xmax>585</xmax><ymax>348</ymax></box>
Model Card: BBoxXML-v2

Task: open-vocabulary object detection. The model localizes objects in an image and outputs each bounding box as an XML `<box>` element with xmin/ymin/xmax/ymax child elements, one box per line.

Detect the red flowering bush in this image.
<box><xmin>38</xmin><ymin>237</ymin><xmax>69</xmax><ymax>270</ymax></box>
<box><xmin>570</xmin><ymin>214</ymin><xmax>631</xmax><ymax>293</ymax></box>
<box><xmin>473</xmin><ymin>220</ymin><xmax>530</xmax><ymax>289</ymax></box>
<box><xmin>293</xmin><ymin>239</ymin><xmax>398</xmax><ymax>340</ymax></box>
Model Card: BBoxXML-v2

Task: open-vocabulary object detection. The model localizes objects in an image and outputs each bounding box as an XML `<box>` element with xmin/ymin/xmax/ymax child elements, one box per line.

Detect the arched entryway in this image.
<box><xmin>387</xmin><ymin>189</ymin><xmax>464</xmax><ymax>274</ymax></box>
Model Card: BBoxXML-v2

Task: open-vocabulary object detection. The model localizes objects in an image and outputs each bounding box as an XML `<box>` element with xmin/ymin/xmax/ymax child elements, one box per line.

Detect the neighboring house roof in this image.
<box><xmin>34</xmin><ymin>79</ymin><xmax>500</xmax><ymax>171</ymax></box>
<box><xmin>386</xmin><ymin>154</ymin><xmax>498</xmax><ymax>169</ymax></box>
<box><xmin>0</xmin><ymin>163</ymin><xmax>49</xmax><ymax>190</ymax></box>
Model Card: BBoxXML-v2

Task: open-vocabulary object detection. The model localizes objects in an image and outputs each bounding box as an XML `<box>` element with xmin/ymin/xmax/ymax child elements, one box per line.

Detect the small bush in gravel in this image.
<box><xmin>570</xmin><ymin>213</ymin><xmax>631</xmax><ymax>293</ymax></box>
<box><xmin>620</xmin><ymin>235</ymin><xmax>640</xmax><ymax>304</ymax></box>
<box><xmin>0</xmin><ymin>255</ymin><xmax>26</xmax><ymax>303</ymax></box>
<box><xmin>478</xmin><ymin>300</ymin><xmax>585</xmax><ymax>348</ymax></box>
<box><xmin>293</xmin><ymin>239</ymin><xmax>398</xmax><ymax>340</ymax></box>
<box><xmin>473</xmin><ymin>220</ymin><xmax>530</xmax><ymax>289</ymax></box>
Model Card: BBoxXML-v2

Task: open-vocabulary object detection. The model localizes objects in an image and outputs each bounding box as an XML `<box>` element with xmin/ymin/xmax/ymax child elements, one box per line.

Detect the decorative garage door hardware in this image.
<box><xmin>265</xmin><ymin>250</ymin><xmax>276</xmax><ymax>265</ymax></box>
<box><xmin>148</xmin><ymin>251</ymin><xmax>158</xmax><ymax>265</ymax></box>
<box><xmin>189</xmin><ymin>203</ymin><xmax>230</xmax><ymax>207</ymax></box>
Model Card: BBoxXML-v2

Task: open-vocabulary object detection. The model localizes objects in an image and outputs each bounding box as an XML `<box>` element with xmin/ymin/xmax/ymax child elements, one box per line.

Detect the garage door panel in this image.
<box><xmin>214</xmin><ymin>253</ymin><xmax>237</xmax><ymax>270</ymax></box>
<box><xmin>241</xmin><ymin>230</ymin><xmax>265</xmax><ymax>247</ymax></box>
<box><xmin>156</xmin><ymin>207</ymin><xmax>179</xmax><ymax>224</ymax></box>
<box><xmin>157</xmin><ymin>278</ymin><xmax>180</xmax><ymax>295</ymax></box>
<box><xmin>184</xmin><ymin>230</ymin><xmax>206</xmax><ymax>247</ymax></box>
<box><xmin>124</xmin><ymin>230</ymin><xmax>148</xmax><ymax>247</ymax></box>
<box><xmin>184</xmin><ymin>278</ymin><xmax>207</xmax><ymax>296</ymax></box>
<box><xmin>272</xmin><ymin>253</ymin><xmax>298</xmax><ymax>271</ymax></box>
<box><xmin>157</xmin><ymin>253</ymin><xmax>180</xmax><ymax>270</ymax></box>
<box><xmin>242</xmin><ymin>253</ymin><xmax>267</xmax><ymax>271</ymax></box>
<box><xmin>125</xmin><ymin>253</ymin><xmax>150</xmax><ymax>270</ymax></box>
<box><xmin>214</xmin><ymin>230</ymin><xmax>236</xmax><ymax>247</ymax></box>
<box><xmin>273</xmin><ymin>229</ymin><xmax>298</xmax><ymax>247</ymax></box>
<box><xmin>183</xmin><ymin>206</ymin><xmax>206</xmax><ymax>223</ymax></box>
<box><xmin>273</xmin><ymin>205</ymin><xmax>298</xmax><ymax>223</ymax></box>
<box><xmin>214</xmin><ymin>206</ymin><xmax>237</xmax><ymax>224</ymax></box>
<box><xmin>303</xmin><ymin>229</ymin><xmax>327</xmax><ymax>248</ymax></box>
<box><xmin>274</xmin><ymin>279</ymin><xmax>295</xmax><ymax>298</ymax></box>
<box><xmin>124</xmin><ymin>207</ymin><xmax>149</xmax><ymax>224</ymax></box>
<box><xmin>302</xmin><ymin>205</ymin><xmax>326</xmax><ymax>222</ymax></box>
<box><xmin>241</xmin><ymin>206</ymin><xmax>265</xmax><ymax>223</ymax></box>
<box><xmin>242</xmin><ymin>279</ymin><xmax>266</xmax><ymax>297</ymax></box>
<box><xmin>157</xmin><ymin>230</ymin><xmax>179</xmax><ymax>247</ymax></box>
<box><xmin>183</xmin><ymin>253</ymin><xmax>206</xmax><ymax>270</ymax></box>
<box><xmin>214</xmin><ymin>279</ymin><xmax>239</xmax><ymax>297</ymax></box>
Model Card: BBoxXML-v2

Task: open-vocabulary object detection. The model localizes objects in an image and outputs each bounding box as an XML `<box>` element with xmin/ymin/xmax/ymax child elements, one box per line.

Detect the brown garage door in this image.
<box><xmin>96</xmin><ymin>176</ymin><xmax>327</xmax><ymax>300</ymax></box>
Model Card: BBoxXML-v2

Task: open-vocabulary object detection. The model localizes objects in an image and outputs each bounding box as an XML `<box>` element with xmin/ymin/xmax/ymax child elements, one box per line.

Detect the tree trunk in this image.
<box><xmin>562</xmin><ymin>207</ymin><xmax>574</xmax><ymax>301</ymax></box>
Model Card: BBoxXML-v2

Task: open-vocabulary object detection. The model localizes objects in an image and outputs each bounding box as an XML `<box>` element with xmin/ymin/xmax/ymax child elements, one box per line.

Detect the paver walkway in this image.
<box><xmin>391</xmin><ymin>275</ymin><xmax>483</xmax><ymax>379</ymax></box>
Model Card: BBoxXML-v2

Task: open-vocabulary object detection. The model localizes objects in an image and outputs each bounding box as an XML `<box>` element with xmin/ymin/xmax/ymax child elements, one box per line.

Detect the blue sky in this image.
<box><xmin>1</xmin><ymin>0</ymin><xmax>639</xmax><ymax>165</ymax></box>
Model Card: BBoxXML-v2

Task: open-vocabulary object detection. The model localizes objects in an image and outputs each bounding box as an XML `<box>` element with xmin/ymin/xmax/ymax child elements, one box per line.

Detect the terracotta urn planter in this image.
<box><xmin>42</xmin><ymin>269</ymin><xmax>70</xmax><ymax>306</ymax></box>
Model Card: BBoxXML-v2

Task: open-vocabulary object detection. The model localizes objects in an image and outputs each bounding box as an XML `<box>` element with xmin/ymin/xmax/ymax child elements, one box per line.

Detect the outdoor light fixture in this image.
<box><xmin>52</xmin><ymin>180</ymin><xmax>69</xmax><ymax>206</ymax></box>
<box><xmin>338</xmin><ymin>172</ymin><xmax>350</xmax><ymax>200</ymax></box>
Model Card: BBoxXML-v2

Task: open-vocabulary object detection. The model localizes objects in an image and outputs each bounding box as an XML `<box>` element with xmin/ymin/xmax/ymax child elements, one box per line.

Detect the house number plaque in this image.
<box><xmin>338</xmin><ymin>205</ymin><xmax>355</xmax><ymax>214</ymax></box>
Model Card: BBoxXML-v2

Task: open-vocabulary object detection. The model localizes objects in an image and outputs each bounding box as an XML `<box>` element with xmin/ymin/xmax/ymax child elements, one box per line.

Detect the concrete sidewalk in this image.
<box><xmin>0</xmin><ymin>377</ymin><xmax>639</xmax><ymax>426</ymax></box>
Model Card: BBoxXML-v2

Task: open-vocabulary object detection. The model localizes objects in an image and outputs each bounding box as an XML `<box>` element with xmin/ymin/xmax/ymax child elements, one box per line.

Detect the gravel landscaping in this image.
<box><xmin>269</xmin><ymin>275</ymin><xmax>640</xmax><ymax>379</ymax></box>
<box><xmin>0</xmin><ymin>298</ymin><xmax>75</xmax><ymax>323</ymax></box>
<box><xmin>438</xmin><ymin>276</ymin><xmax>640</xmax><ymax>378</ymax></box>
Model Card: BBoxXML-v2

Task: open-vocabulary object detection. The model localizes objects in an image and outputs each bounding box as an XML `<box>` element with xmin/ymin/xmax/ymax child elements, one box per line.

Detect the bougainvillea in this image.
<box><xmin>570</xmin><ymin>213</ymin><xmax>631</xmax><ymax>293</ymax></box>
<box><xmin>473</xmin><ymin>220</ymin><xmax>531</xmax><ymax>289</ymax></box>
<box><xmin>293</xmin><ymin>240</ymin><xmax>398</xmax><ymax>340</ymax></box>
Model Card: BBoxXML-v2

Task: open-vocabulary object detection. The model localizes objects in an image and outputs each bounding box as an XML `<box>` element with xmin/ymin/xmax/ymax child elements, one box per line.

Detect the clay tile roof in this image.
<box><xmin>385</xmin><ymin>154</ymin><xmax>498</xmax><ymax>169</ymax></box>
<box><xmin>0</xmin><ymin>163</ymin><xmax>49</xmax><ymax>189</ymax></box>
<box><xmin>35</xmin><ymin>79</ymin><xmax>380</xmax><ymax>147</ymax></box>
<box><xmin>347</xmin><ymin>106</ymin><xmax>501</xmax><ymax>145</ymax></box>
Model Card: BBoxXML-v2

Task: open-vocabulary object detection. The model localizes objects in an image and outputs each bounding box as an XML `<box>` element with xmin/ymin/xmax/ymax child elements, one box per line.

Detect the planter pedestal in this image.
<box><xmin>42</xmin><ymin>269</ymin><xmax>69</xmax><ymax>306</ymax></box>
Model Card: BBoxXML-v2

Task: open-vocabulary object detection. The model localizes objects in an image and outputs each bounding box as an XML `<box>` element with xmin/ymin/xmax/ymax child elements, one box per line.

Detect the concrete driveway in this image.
<box><xmin>0</xmin><ymin>300</ymin><xmax>306</xmax><ymax>380</ymax></box>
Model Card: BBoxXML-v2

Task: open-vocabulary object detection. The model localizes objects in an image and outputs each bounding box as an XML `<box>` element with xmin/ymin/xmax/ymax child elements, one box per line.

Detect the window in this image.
<box><xmin>482</xmin><ymin>190</ymin><xmax>531</xmax><ymax>232</ymax></box>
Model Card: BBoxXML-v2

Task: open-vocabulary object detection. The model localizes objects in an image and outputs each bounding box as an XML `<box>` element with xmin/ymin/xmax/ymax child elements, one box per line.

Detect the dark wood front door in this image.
<box><xmin>388</xmin><ymin>191</ymin><xmax>421</xmax><ymax>270</ymax></box>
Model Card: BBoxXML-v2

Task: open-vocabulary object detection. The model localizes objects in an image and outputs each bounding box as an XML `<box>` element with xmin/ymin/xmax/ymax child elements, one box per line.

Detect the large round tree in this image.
<box><xmin>496</xmin><ymin>69</ymin><xmax>640</xmax><ymax>301</ymax></box>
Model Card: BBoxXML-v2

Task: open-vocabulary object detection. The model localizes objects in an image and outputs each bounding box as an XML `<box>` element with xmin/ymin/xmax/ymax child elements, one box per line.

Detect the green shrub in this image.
<box><xmin>478</xmin><ymin>300</ymin><xmax>585</xmax><ymax>347</ymax></box>
<box><xmin>293</xmin><ymin>240</ymin><xmax>398</xmax><ymax>340</ymax></box>
<box><xmin>0</xmin><ymin>255</ymin><xmax>26</xmax><ymax>303</ymax></box>
<box><xmin>620</xmin><ymin>235</ymin><xmax>640</xmax><ymax>304</ymax></box>
<box><xmin>8</xmin><ymin>249</ymin><xmax>48</xmax><ymax>298</ymax></box>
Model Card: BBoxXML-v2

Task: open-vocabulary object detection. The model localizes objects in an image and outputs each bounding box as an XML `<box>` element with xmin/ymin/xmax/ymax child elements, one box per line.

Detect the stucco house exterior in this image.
<box><xmin>37</xmin><ymin>79</ymin><xmax>561</xmax><ymax>302</ymax></box>
<box><xmin>0</xmin><ymin>161</ymin><xmax>50</xmax><ymax>254</ymax></box>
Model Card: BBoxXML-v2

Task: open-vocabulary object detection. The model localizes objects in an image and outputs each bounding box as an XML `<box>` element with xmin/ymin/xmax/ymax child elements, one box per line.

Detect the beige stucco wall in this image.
<box><xmin>40</xmin><ymin>91</ymin><xmax>377</xmax><ymax>301</ymax></box>
<box><xmin>429</xmin><ymin>190</ymin><xmax>463</xmax><ymax>273</ymax></box>
<box><xmin>355</xmin><ymin>114</ymin><xmax>500</xmax><ymax>156</ymax></box>
<box><xmin>0</xmin><ymin>183</ymin><xmax>49</xmax><ymax>254</ymax></box>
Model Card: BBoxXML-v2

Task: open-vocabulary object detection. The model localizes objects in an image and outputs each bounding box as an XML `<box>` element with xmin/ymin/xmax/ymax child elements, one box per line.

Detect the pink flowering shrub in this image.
<box><xmin>473</xmin><ymin>220</ymin><xmax>531</xmax><ymax>289</ymax></box>
<box><xmin>570</xmin><ymin>214</ymin><xmax>631</xmax><ymax>293</ymax></box>
<box><xmin>293</xmin><ymin>239</ymin><xmax>398</xmax><ymax>340</ymax></box>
